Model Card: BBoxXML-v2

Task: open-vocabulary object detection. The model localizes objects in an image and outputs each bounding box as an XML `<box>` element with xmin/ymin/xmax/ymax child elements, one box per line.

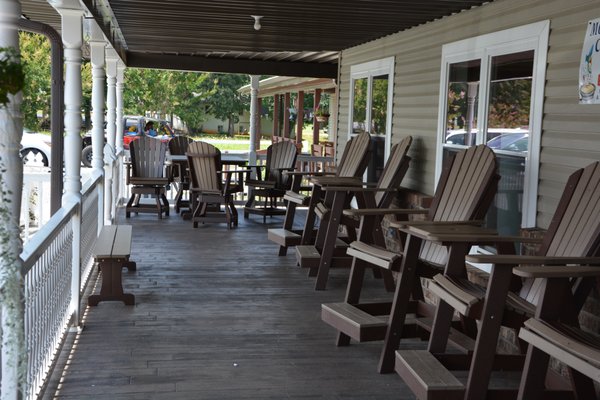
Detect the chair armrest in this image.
<box><xmin>311</xmin><ymin>176</ymin><xmax>361</xmax><ymax>186</ymax></box>
<box><xmin>125</xmin><ymin>162</ymin><xmax>131</xmax><ymax>185</ymax></box>
<box><xmin>322</xmin><ymin>185</ymin><xmax>397</xmax><ymax>192</ymax></box>
<box><xmin>343</xmin><ymin>208</ymin><xmax>429</xmax><ymax>217</ymax></box>
<box><xmin>513</xmin><ymin>265</ymin><xmax>600</xmax><ymax>278</ymax></box>
<box><xmin>466</xmin><ymin>254</ymin><xmax>600</xmax><ymax>265</ymax></box>
<box><xmin>246</xmin><ymin>179</ymin><xmax>277</xmax><ymax>189</ymax></box>
<box><xmin>388</xmin><ymin>220</ymin><xmax>484</xmax><ymax>229</ymax></box>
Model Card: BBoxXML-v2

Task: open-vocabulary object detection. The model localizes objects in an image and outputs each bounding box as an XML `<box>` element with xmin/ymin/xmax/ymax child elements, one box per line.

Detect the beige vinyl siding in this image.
<box><xmin>336</xmin><ymin>0</ymin><xmax>600</xmax><ymax>229</ymax></box>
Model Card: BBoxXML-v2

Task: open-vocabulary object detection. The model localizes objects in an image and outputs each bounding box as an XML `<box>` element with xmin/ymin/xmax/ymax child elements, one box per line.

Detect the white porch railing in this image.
<box><xmin>21</xmin><ymin>167</ymin><xmax>52</xmax><ymax>242</ymax></box>
<box><xmin>19</xmin><ymin>170</ymin><xmax>103</xmax><ymax>399</ymax></box>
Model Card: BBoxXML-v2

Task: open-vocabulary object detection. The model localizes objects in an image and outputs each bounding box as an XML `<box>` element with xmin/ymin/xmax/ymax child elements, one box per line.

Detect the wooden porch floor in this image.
<box><xmin>44</xmin><ymin>207</ymin><xmax>417</xmax><ymax>399</ymax></box>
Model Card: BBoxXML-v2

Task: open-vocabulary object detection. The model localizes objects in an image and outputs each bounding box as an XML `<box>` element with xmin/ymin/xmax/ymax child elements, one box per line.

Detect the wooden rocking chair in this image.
<box><xmin>244</xmin><ymin>140</ymin><xmax>298</xmax><ymax>223</ymax></box>
<box><xmin>125</xmin><ymin>136</ymin><xmax>170</xmax><ymax>219</ymax></box>
<box><xmin>321</xmin><ymin>145</ymin><xmax>499</xmax><ymax>373</ymax></box>
<box><xmin>296</xmin><ymin>136</ymin><xmax>413</xmax><ymax>290</ymax></box>
<box><xmin>394</xmin><ymin>161</ymin><xmax>600</xmax><ymax>400</ymax></box>
<box><xmin>187</xmin><ymin>141</ymin><xmax>243</xmax><ymax>229</ymax></box>
<box><xmin>268</xmin><ymin>131</ymin><xmax>371</xmax><ymax>256</ymax></box>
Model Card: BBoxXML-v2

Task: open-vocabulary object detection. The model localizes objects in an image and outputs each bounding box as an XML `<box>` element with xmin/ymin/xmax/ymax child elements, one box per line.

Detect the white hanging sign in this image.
<box><xmin>579</xmin><ymin>19</ymin><xmax>600</xmax><ymax>104</ymax></box>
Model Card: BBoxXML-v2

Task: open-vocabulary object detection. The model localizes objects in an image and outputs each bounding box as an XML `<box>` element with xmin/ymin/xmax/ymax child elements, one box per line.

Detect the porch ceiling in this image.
<box><xmin>20</xmin><ymin>0</ymin><xmax>492</xmax><ymax>78</ymax></box>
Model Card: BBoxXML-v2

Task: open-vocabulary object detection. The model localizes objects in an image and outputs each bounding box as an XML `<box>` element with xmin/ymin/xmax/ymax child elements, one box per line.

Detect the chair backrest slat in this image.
<box><xmin>544</xmin><ymin>162</ymin><xmax>600</xmax><ymax>257</ymax></box>
<box><xmin>519</xmin><ymin>162</ymin><xmax>600</xmax><ymax>305</ymax></box>
<box><xmin>433</xmin><ymin>145</ymin><xmax>497</xmax><ymax>222</ymax></box>
<box><xmin>187</xmin><ymin>141</ymin><xmax>222</xmax><ymax>193</ymax></box>
<box><xmin>337</xmin><ymin>131</ymin><xmax>371</xmax><ymax>178</ymax></box>
<box><xmin>130</xmin><ymin>137</ymin><xmax>167</xmax><ymax>179</ymax></box>
<box><xmin>265</xmin><ymin>141</ymin><xmax>298</xmax><ymax>190</ymax></box>
<box><xmin>168</xmin><ymin>136</ymin><xmax>193</xmax><ymax>155</ymax></box>
<box><xmin>420</xmin><ymin>145</ymin><xmax>498</xmax><ymax>265</ymax></box>
<box><xmin>373</xmin><ymin>136</ymin><xmax>412</xmax><ymax>206</ymax></box>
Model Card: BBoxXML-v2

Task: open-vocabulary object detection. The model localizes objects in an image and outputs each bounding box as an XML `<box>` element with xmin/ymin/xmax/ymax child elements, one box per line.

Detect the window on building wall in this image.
<box><xmin>349</xmin><ymin>57</ymin><xmax>394</xmax><ymax>182</ymax></box>
<box><xmin>437</xmin><ymin>21</ymin><xmax>549</xmax><ymax>238</ymax></box>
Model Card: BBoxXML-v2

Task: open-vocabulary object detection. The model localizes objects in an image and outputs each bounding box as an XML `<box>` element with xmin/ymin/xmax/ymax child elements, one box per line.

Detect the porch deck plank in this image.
<box><xmin>44</xmin><ymin>209</ymin><xmax>417</xmax><ymax>399</ymax></box>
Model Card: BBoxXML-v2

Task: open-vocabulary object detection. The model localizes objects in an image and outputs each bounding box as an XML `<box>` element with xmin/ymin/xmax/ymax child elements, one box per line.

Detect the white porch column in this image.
<box><xmin>114</xmin><ymin>62</ymin><xmax>125</xmax><ymax>209</ymax></box>
<box><xmin>104</xmin><ymin>49</ymin><xmax>118</xmax><ymax>224</ymax></box>
<box><xmin>0</xmin><ymin>1</ymin><xmax>26</xmax><ymax>398</ymax></box>
<box><xmin>248</xmin><ymin>75</ymin><xmax>260</xmax><ymax>166</ymax></box>
<box><xmin>88</xmin><ymin>20</ymin><xmax>105</xmax><ymax>230</ymax></box>
<box><xmin>55</xmin><ymin>2</ymin><xmax>84</xmax><ymax>328</ymax></box>
<box><xmin>116</xmin><ymin>62</ymin><xmax>125</xmax><ymax>155</ymax></box>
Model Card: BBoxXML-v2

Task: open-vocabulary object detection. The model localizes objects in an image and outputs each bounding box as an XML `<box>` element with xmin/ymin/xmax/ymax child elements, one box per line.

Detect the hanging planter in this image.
<box><xmin>315</xmin><ymin>114</ymin><xmax>329</xmax><ymax>123</ymax></box>
<box><xmin>0</xmin><ymin>47</ymin><xmax>25</xmax><ymax>106</ymax></box>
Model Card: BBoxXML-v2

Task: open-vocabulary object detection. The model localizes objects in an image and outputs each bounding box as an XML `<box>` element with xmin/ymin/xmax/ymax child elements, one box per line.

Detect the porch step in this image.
<box><xmin>295</xmin><ymin>242</ymin><xmax>351</xmax><ymax>269</ymax></box>
<box><xmin>284</xmin><ymin>191</ymin><xmax>310</xmax><ymax>205</ymax></box>
<box><xmin>395</xmin><ymin>350</ymin><xmax>465</xmax><ymax>400</ymax></box>
<box><xmin>346</xmin><ymin>241</ymin><xmax>399</xmax><ymax>270</ymax></box>
<box><xmin>416</xmin><ymin>318</ymin><xmax>476</xmax><ymax>354</ymax></box>
<box><xmin>321</xmin><ymin>302</ymin><xmax>388</xmax><ymax>342</ymax></box>
<box><xmin>315</xmin><ymin>203</ymin><xmax>330</xmax><ymax>220</ymax></box>
<box><xmin>268</xmin><ymin>228</ymin><xmax>302</xmax><ymax>247</ymax></box>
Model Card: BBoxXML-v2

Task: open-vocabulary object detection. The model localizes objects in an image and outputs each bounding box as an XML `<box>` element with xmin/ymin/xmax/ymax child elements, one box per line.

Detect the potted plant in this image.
<box><xmin>0</xmin><ymin>47</ymin><xmax>25</xmax><ymax>106</ymax></box>
<box><xmin>314</xmin><ymin>106</ymin><xmax>330</xmax><ymax>123</ymax></box>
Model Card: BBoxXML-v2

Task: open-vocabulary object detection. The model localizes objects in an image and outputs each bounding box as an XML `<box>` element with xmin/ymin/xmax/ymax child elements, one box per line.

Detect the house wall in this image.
<box><xmin>199</xmin><ymin>111</ymin><xmax>274</xmax><ymax>136</ymax></box>
<box><xmin>336</xmin><ymin>0</ymin><xmax>600</xmax><ymax>230</ymax></box>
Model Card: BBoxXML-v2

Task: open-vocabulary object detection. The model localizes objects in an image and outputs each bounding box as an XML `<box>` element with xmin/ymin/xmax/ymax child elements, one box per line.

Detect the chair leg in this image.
<box><xmin>155</xmin><ymin>194</ymin><xmax>162</xmax><ymax>219</ymax></box>
<box><xmin>125</xmin><ymin>193</ymin><xmax>136</xmax><ymax>218</ymax></box>
<box><xmin>161</xmin><ymin>192</ymin><xmax>170</xmax><ymax>216</ymax></box>
<box><xmin>229</xmin><ymin>201</ymin><xmax>238</xmax><ymax>227</ymax></box>
<box><xmin>378</xmin><ymin>234</ymin><xmax>423</xmax><ymax>373</ymax></box>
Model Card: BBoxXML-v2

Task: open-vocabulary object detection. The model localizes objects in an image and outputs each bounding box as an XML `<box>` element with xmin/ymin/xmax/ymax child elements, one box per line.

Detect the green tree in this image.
<box><xmin>199</xmin><ymin>73</ymin><xmax>250</xmax><ymax>136</ymax></box>
<box><xmin>487</xmin><ymin>78</ymin><xmax>531</xmax><ymax>128</ymax></box>
<box><xmin>19</xmin><ymin>32</ymin><xmax>51</xmax><ymax>130</ymax></box>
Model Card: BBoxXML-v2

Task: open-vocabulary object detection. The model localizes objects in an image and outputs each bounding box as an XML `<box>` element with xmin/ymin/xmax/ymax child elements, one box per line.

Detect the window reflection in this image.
<box><xmin>444</xmin><ymin>60</ymin><xmax>480</xmax><ymax>146</ymax></box>
<box><xmin>486</xmin><ymin>51</ymin><xmax>533</xmax><ymax>152</ymax></box>
<box><xmin>352</xmin><ymin>78</ymin><xmax>368</xmax><ymax>134</ymax></box>
<box><xmin>371</xmin><ymin>75</ymin><xmax>388</xmax><ymax>136</ymax></box>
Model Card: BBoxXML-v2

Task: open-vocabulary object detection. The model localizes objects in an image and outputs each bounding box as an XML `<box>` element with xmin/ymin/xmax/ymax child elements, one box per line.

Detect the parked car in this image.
<box><xmin>122</xmin><ymin>116</ymin><xmax>174</xmax><ymax>150</ymax></box>
<box><xmin>21</xmin><ymin>129</ymin><xmax>52</xmax><ymax>167</ymax></box>
<box><xmin>81</xmin><ymin>116</ymin><xmax>174</xmax><ymax>167</ymax></box>
<box><xmin>486</xmin><ymin>131</ymin><xmax>529</xmax><ymax>152</ymax></box>
<box><xmin>444</xmin><ymin>128</ymin><xmax>528</xmax><ymax>150</ymax></box>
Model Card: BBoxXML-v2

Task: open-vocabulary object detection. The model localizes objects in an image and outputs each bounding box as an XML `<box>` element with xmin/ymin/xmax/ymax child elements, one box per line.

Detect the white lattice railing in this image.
<box><xmin>21</xmin><ymin>167</ymin><xmax>52</xmax><ymax>243</ymax></box>
<box><xmin>19</xmin><ymin>170</ymin><xmax>103</xmax><ymax>399</ymax></box>
<box><xmin>21</xmin><ymin>201</ymin><xmax>77</xmax><ymax>399</ymax></box>
<box><xmin>80</xmin><ymin>171</ymin><xmax>102</xmax><ymax>290</ymax></box>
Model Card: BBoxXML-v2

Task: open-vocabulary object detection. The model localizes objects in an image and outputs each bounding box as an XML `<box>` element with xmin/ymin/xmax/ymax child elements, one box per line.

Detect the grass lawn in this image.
<box><xmin>190</xmin><ymin>126</ymin><xmax>330</xmax><ymax>152</ymax></box>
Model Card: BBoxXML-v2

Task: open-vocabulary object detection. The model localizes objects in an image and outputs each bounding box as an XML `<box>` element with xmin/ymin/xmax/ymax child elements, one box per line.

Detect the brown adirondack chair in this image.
<box><xmin>268</xmin><ymin>131</ymin><xmax>371</xmax><ymax>256</ymax></box>
<box><xmin>125</xmin><ymin>136</ymin><xmax>170</xmax><ymax>219</ymax></box>
<box><xmin>394</xmin><ymin>161</ymin><xmax>600</xmax><ymax>400</ymax></box>
<box><xmin>244</xmin><ymin>140</ymin><xmax>298</xmax><ymax>223</ymax></box>
<box><xmin>168</xmin><ymin>136</ymin><xmax>194</xmax><ymax>213</ymax></box>
<box><xmin>296</xmin><ymin>136</ymin><xmax>413</xmax><ymax>290</ymax></box>
<box><xmin>187</xmin><ymin>141</ymin><xmax>242</xmax><ymax>229</ymax></box>
<box><xmin>321</xmin><ymin>144</ymin><xmax>499</xmax><ymax>374</ymax></box>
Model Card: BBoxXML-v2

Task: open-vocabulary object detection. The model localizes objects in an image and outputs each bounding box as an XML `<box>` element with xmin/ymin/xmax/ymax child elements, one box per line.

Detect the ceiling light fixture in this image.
<box><xmin>251</xmin><ymin>15</ymin><xmax>263</xmax><ymax>31</ymax></box>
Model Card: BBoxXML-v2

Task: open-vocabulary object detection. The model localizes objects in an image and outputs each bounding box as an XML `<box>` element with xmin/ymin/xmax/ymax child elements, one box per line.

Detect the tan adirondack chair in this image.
<box><xmin>187</xmin><ymin>141</ymin><xmax>241</xmax><ymax>229</ymax></box>
<box><xmin>296</xmin><ymin>136</ymin><xmax>413</xmax><ymax>290</ymax></box>
<box><xmin>125</xmin><ymin>136</ymin><xmax>170</xmax><ymax>219</ymax></box>
<box><xmin>244</xmin><ymin>140</ymin><xmax>298</xmax><ymax>223</ymax></box>
<box><xmin>394</xmin><ymin>161</ymin><xmax>600</xmax><ymax>400</ymax></box>
<box><xmin>321</xmin><ymin>144</ymin><xmax>499</xmax><ymax>374</ymax></box>
<box><xmin>168</xmin><ymin>136</ymin><xmax>194</xmax><ymax>213</ymax></box>
<box><xmin>268</xmin><ymin>131</ymin><xmax>371</xmax><ymax>256</ymax></box>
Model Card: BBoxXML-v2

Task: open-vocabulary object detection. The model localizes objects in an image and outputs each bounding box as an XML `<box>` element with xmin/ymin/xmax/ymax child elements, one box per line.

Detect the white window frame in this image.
<box><xmin>435</xmin><ymin>21</ymin><xmax>549</xmax><ymax>229</ymax></box>
<box><xmin>348</xmin><ymin>56</ymin><xmax>395</xmax><ymax>160</ymax></box>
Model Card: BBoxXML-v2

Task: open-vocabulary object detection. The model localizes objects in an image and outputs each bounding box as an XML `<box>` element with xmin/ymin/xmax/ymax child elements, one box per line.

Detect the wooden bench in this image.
<box><xmin>88</xmin><ymin>225</ymin><xmax>136</xmax><ymax>306</ymax></box>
